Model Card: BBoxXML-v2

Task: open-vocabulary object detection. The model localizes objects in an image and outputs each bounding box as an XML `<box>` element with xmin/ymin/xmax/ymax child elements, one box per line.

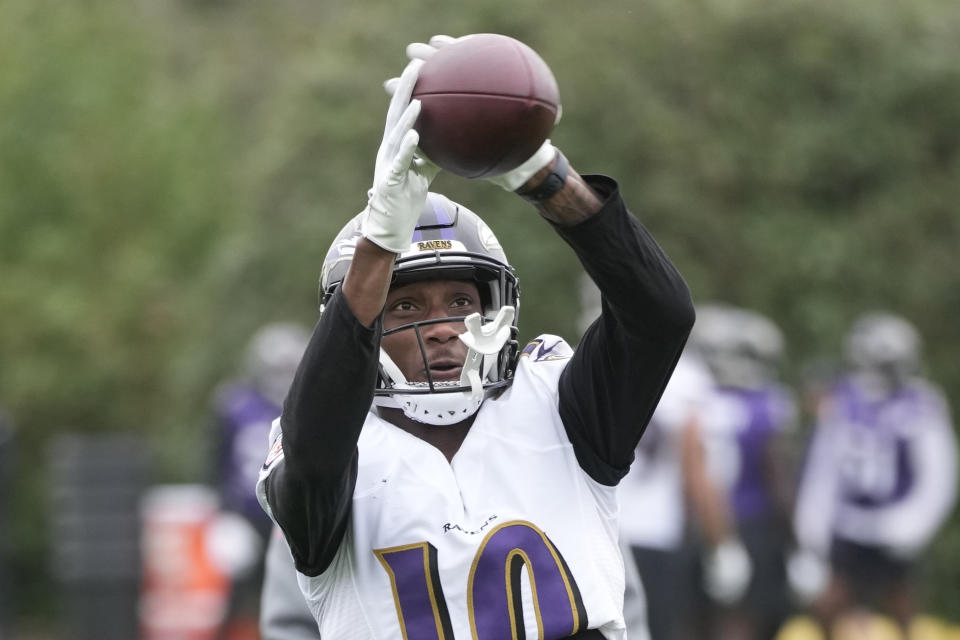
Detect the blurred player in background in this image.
<box><xmin>791</xmin><ymin>312</ymin><xmax>958</xmax><ymax>634</ymax></box>
<box><xmin>575</xmin><ymin>277</ymin><xmax>653</xmax><ymax>640</ymax></box>
<box><xmin>618</xmin><ymin>349</ymin><xmax>753</xmax><ymax>640</ymax></box>
<box><xmin>214</xmin><ymin>322</ymin><xmax>311</xmax><ymax>539</ymax></box>
<box><xmin>589</xmin><ymin>283</ymin><xmax>751</xmax><ymax>640</ymax></box>
<box><xmin>256</xmin><ymin>38</ymin><xmax>694</xmax><ymax>638</ymax></box>
<box><xmin>691</xmin><ymin>304</ymin><xmax>799</xmax><ymax>640</ymax></box>
<box><xmin>211</xmin><ymin>322</ymin><xmax>310</xmax><ymax>638</ymax></box>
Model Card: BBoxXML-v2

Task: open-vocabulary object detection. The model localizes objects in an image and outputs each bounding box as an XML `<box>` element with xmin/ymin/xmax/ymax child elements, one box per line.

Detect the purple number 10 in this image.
<box><xmin>375</xmin><ymin>520</ymin><xmax>587</xmax><ymax>639</ymax></box>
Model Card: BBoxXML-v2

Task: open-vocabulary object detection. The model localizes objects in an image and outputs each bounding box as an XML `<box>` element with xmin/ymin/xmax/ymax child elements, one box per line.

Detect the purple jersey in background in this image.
<box><xmin>214</xmin><ymin>322</ymin><xmax>309</xmax><ymax>536</ymax></box>
<box><xmin>833</xmin><ymin>378</ymin><xmax>928</xmax><ymax>507</ymax></box>
<box><xmin>795</xmin><ymin>376</ymin><xmax>958</xmax><ymax>557</ymax></box>
<box><xmin>214</xmin><ymin>384</ymin><xmax>282</xmax><ymax>535</ymax></box>
<box><xmin>722</xmin><ymin>384</ymin><xmax>796</xmax><ymax>522</ymax></box>
<box><xmin>700</xmin><ymin>383</ymin><xmax>796</xmax><ymax>522</ymax></box>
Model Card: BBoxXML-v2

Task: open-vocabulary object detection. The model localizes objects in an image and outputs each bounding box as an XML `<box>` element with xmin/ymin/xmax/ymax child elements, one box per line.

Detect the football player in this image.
<box><xmin>256</xmin><ymin>41</ymin><xmax>694</xmax><ymax>639</ymax></box>
<box><xmin>211</xmin><ymin>321</ymin><xmax>310</xmax><ymax>635</ymax></box>
<box><xmin>791</xmin><ymin>312</ymin><xmax>958</xmax><ymax>633</ymax></box>
<box><xmin>617</xmin><ymin>349</ymin><xmax>750</xmax><ymax>640</ymax></box>
<box><xmin>691</xmin><ymin>304</ymin><xmax>799</xmax><ymax>640</ymax></box>
<box><xmin>215</xmin><ymin>322</ymin><xmax>311</xmax><ymax>539</ymax></box>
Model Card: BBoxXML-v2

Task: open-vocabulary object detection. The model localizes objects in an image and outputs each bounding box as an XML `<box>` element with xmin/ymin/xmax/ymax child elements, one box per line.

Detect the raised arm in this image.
<box><xmin>464</xmin><ymin>113</ymin><xmax>693</xmax><ymax>485</ymax></box>
<box><xmin>259</xmin><ymin>59</ymin><xmax>438</xmax><ymax>575</ymax></box>
<box><xmin>525</xmin><ymin>162</ymin><xmax>695</xmax><ymax>486</ymax></box>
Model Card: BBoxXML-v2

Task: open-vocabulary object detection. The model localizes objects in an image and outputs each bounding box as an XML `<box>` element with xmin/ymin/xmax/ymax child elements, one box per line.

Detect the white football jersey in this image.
<box><xmin>259</xmin><ymin>335</ymin><xmax>628</xmax><ymax>640</ymax></box>
<box><xmin>618</xmin><ymin>354</ymin><xmax>714</xmax><ymax>550</ymax></box>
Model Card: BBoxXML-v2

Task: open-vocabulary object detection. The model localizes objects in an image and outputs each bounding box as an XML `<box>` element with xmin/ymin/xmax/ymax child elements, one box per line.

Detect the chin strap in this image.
<box><xmin>458</xmin><ymin>306</ymin><xmax>516</xmax><ymax>402</ymax></box>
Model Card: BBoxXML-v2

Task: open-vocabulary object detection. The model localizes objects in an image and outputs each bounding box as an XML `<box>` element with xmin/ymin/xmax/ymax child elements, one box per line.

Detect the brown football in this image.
<box><xmin>412</xmin><ymin>34</ymin><xmax>560</xmax><ymax>179</ymax></box>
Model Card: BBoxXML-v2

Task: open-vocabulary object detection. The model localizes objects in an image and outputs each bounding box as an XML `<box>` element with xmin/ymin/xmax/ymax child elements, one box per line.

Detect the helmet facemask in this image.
<box><xmin>375</xmin><ymin>304</ymin><xmax>517</xmax><ymax>425</ymax></box>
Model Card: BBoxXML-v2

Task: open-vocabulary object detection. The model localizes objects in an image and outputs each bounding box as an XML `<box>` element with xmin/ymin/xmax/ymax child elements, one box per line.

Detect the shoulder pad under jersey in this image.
<box><xmin>519</xmin><ymin>335</ymin><xmax>573</xmax><ymax>363</ymax></box>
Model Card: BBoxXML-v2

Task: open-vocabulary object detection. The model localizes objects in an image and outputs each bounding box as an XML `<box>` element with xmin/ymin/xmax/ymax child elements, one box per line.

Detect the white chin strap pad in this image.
<box><xmin>458</xmin><ymin>306</ymin><xmax>515</xmax><ymax>401</ymax></box>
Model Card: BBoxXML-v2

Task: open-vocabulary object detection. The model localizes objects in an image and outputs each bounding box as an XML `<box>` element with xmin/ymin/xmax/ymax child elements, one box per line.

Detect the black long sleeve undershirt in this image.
<box><xmin>264</xmin><ymin>175</ymin><xmax>694</xmax><ymax>575</ymax></box>
<box><xmin>263</xmin><ymin>290</ymin><xmax>382</xmax><ymax>575</ymax></box>
<box><xmin>554</xmin><ymin>176</ymin><xmax>694</xmax><ymax>485</ymax></box>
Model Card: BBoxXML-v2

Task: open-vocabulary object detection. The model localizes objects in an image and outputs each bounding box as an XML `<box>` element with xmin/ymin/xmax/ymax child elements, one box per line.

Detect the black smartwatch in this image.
<box><xmin>515</xmin><ymin>151</ymin><xmax>569</xmax><ymax>202</ymax></box>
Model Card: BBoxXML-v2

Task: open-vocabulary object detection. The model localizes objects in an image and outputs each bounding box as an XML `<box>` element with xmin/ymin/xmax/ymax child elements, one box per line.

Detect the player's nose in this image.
<box><xmin>422</xmin><ymin>314</ymin><xmax>465</xmax><ymax>343</ymax></box>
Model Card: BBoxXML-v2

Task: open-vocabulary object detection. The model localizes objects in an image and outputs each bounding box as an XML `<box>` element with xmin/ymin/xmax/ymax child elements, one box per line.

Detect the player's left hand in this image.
<box><xmin>485</xmin><ymin>140</ymin><xmax>558</xmax><ymax>192</ymax></box>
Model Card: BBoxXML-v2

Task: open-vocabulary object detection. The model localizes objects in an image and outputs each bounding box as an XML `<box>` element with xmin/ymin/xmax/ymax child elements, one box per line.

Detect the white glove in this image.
<box><xmin>362</xmin><ymin>58</ymin><xmax>440</xmax><ymax>254</ymax></box>
<box><xmin>703</xmin><ymin>539</ymin><xmax>753</xmax><ymax>605</ymax></box>
<box><xmin>485</xmin><ymin>139</ymin><xmax>557</xmax><ymax>192</ymax></box>
<box><xmin>786</xmin><ymin>548</ymin><xmax>830</xmax><ymax>604</ymax></box>
<box><xmin>406</xmin><ymin>34</ymin><xmax>461</xmax><ymax>61</ymax></box>
<box><xmin>380</xmin><ymin>35</ymin><xmax>463</xmax><ymax>97</ymax></box>
<box><xmin>384</xmin><ymin>35</ymin><xmax>559</xmax><ymax>192</ymax></box>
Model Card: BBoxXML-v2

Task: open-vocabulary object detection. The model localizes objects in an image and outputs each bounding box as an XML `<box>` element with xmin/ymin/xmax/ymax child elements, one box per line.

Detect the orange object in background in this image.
<box><xmin>139</xmin><ymin>485</ymin><xmax>232</xmax><ymax>640</ymax></box>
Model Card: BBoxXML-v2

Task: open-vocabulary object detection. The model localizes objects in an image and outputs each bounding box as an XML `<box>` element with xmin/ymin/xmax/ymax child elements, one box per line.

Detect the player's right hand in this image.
<box><xmin>703</xmin><ymin>538</ymin><xmax>752</xmax><ymax>605</ymax></box>
<box><xmin>362</xmin><ymin>58</ymin><xmax>440</xmax><ymax>254</ymax></box>
<box><xmin>485</xmin><ymin>140</ymin><xmax>558</xmax><ymax>192</ymax></box>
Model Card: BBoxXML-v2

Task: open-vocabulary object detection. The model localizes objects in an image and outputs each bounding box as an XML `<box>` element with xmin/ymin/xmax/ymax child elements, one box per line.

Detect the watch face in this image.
<box><xmin>520</xmin><ymin>152</ymin><xmax>568</xmax><ymax>201</ymax></box>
